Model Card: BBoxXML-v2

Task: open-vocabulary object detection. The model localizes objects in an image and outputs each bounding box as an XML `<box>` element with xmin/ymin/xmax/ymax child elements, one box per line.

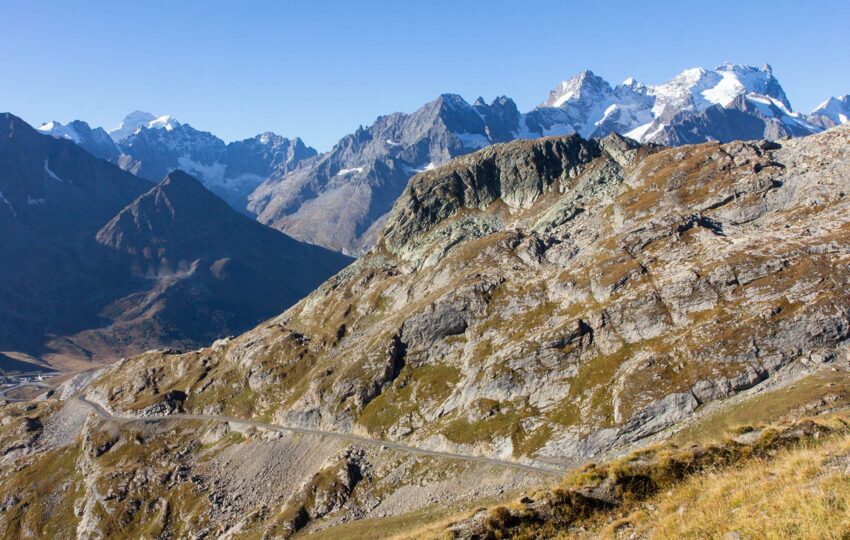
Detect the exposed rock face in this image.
<box><xmin>247</xmin><ymin>94</ymin><xmax>574</xmax><ymax>255</ymax></box>
<box><xmin>90</xmin><ymin>125</ymin><xmax>850</xmax><ymax>469</ymax></box>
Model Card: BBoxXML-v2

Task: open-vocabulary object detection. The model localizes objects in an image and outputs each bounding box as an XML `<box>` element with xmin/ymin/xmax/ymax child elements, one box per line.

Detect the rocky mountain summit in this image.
<box><xmin>2</xmin><ymin>124</ymin><xmax>849</xmax><ymax>537</ymax></box>
<box><xmin>0</xmin><ymin>114</ymin><xmax>350</xmax><ymax>370</ymax></box>
<box><xmin>247</xmin><ymin>93</ymin><xmax>567</xmax><ymax>254</ymax></box>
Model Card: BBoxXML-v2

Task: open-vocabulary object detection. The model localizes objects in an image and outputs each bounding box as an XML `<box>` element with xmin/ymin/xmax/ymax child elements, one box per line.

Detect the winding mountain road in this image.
<box><xmin>75</xmin><ymin>396</ymin><xmax>563</xmax><ymax>477</ymax></box>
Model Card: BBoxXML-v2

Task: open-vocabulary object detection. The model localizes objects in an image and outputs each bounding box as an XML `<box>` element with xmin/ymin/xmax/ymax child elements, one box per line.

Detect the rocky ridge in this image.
<box><xmin>246</xmin><ymin>94</ymin><xmax>561</xmax><ymax>254</ymax></box>
<box><xmin>39</xmin><ymin>65</ymin><xmax>847</xmax><ymax>255</ymax></box>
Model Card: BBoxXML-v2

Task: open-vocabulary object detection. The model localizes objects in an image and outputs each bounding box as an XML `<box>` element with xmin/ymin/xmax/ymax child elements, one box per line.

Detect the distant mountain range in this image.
<box><xmin>38</xmin><ymin>63</ymin><xmax>848</xmax><ymax>254</ymax></box>
<box><xmin>39</xmin><ymin>112</ymin><xmax>317</xmax><ymax>210</ymax></box>
<box><xmin>0</xmin><ymin>113</ymin><xmax>350</xmax><ymax>370</ymax></box>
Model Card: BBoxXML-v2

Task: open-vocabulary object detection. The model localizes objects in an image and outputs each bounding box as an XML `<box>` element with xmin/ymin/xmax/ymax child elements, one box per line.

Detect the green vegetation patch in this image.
<box><xmin>442</xmin><ymin>399</ymin><xmax>544</xmax><ymax>457</ymax></box>
<box><xmin>359</xmin><ymin>362</ymin><xmax>461</xmax><ymax>435</ymax></box>
<box><xmin>0</xmin><ymin>445</ymin><xmax>81</xmax><ymax>539</ymax></box>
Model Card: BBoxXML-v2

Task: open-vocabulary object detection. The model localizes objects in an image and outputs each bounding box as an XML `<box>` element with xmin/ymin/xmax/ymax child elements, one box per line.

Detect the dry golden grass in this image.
<box><xmin>393</xmin><ymin>414</ymin><xmax>850</xmax><ymax>540</ymax></box>
<box><xmin>586</xmin><ymin>430</ymin><xmax>850</xmax><ymax>539</ymax></box>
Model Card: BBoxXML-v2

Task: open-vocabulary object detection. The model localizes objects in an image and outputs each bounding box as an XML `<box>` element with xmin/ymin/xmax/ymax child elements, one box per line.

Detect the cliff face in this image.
<box><xmin>88</xmin><ymin>125</ymin><xmax>850</xmax><ymax>466</ymax></box>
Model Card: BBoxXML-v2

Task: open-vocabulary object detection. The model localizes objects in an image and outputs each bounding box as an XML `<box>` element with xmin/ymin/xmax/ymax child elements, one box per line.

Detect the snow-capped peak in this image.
<box><xmin>533</xmin><ymin>62</ymin><xmax>807</xmax><ymax>144</ymax></box>
<box><xmin>621</xmin><ymin>63</ymin><xmax>792</xmax><ymax>121</ymax></box>
<box><xmin>37</xmin><ymin>121</ymin><xmax>81</xmax><ymax>143</ymax></box>
<box><xmin>108</xmin><ymin>111</ymin><xmax>156</xmax><ymax>142</ymax></box>
<box><xmin>148</xmin><ymin>115</ymin><xmax>179</xmax><ymax>131</ymax></box>
<box><xmin>810</xmin><ymin>95</ymin><xmax>850</xmax><ymax>126</ymax></box>
<box><xmin>542</xmin><ymin>70</ymin><xmax>612</xmax><ymax>108</ymax></box>
<box><xmin>108</xmin><ymin>111</ymin><xmax>179</xmax><ymax>142</ymax></box>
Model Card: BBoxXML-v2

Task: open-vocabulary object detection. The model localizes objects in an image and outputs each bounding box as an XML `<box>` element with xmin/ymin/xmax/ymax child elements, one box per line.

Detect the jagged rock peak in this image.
<box><xmin>542</xmin><ymin>69</ymin><xmax>613</xmax><ymax>108</ymax></box>
<box><xmin>380</xmin><ymin>133</ymin><xmax>617</xmax><ymax>254</ymax></box>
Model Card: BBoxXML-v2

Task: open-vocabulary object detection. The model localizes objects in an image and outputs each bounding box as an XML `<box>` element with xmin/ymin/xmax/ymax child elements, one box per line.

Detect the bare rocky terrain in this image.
<box><xmin>0</xmin><ymin>125</ymin><xmax>848</xmax><ymax>537</ymax></box>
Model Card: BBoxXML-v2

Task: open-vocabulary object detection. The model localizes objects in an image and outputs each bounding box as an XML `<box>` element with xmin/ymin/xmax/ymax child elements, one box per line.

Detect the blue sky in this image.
<box><xmin>2</xmin><ymin>0</ymin><xmax>848</xmax><ymax>151</ymax></box>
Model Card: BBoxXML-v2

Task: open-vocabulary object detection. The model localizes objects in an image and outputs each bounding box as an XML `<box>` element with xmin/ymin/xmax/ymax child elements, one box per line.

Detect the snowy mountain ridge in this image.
<box><xmin>537</xmin><ymin>63</ymin><xmax>824</xmax><ymax>143</ymax></box>
<box><xmin>39</xmin><ymin>112</ymin><xmax>317</xmax><ymax>210</ymax></box>
<box><xmin>36</xmin><ymin>119</ymin><xmax>121</xmax><ymax>161</ymax></box>
<box><xmin>810</xmin><ymin>95</ymin><xmax>850</xmax><ymax>128</ymax></box>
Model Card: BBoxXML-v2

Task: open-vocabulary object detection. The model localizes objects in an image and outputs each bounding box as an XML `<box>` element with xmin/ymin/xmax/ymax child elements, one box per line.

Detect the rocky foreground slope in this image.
<box><xmin>1</xmin><ymin>125</ymin><xmax>849</xmax><ymax>537</ymax></box>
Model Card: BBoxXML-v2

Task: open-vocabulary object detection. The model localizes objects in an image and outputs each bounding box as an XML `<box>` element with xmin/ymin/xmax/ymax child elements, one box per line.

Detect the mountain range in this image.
<box><xmin>2</xmin><ymin>46</ymin><xmax>850</xmax><ymax>534</ymax></box>
<box><xmin>7</xmin><ymin>123</ymin><xmax>846</xmax><ymax>537</ymax></box>
<box><xmin>38</xmin><ymin>63</ymin><xmax>849</xmax><ymax>255</ymax></box>
<box><xmin>0</xmin><ymin>113</ymin><xmax>350</xmax><ymax>371</ymax></box>
<box><xmin>39</xmin><ymin>112</ymin><xmax>317</xmax><ymax>210</ymax></box>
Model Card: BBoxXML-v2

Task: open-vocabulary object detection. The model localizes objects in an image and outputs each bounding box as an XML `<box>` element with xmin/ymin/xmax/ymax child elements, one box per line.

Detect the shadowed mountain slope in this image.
<box><xmin>0</xmin><ymin>114</ymin><xmax>350</xmax><ymax>369</ymax></box>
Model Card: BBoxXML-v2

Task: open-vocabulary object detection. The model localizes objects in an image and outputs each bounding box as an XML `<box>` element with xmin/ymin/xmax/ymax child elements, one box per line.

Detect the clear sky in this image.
<box><xmin>2</xmin><ymin>0</ymin><xmax>848</xmax><ymax>151</ymax></box>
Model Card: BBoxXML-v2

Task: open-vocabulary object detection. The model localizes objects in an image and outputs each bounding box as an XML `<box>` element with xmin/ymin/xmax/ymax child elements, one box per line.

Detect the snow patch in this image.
<box><xmin>176</xmin><ymin>157</ymin><xmax>227</xmax><ymax>186</ymax></box>
<box><xmin>701</xmin><ymin>70</ymin><xmax>746</xmax><ymax>107</ymax></box>
<box><xmin>336</xmin><ymin>167</ymin><xmax>365</xmax><ymax>176</ymax></box>
<box><xmin>148</xmin><ymin>115</ymin><xmax>178</xmax><ymax>131</ymax></box>
<box><xmin>402</xmin><ymin>162</ymin><xmax>437</xmax><ymax>176</ymax></box>
<box><xmin>415</xmin><ymin>162</ymin><xmax>437</xmax><ymax>172</ymax></box>
<box><xmin>624</xmin><ymin>122</ymin><xmax>655</xmax><ymax>141</ymax></box>
<box><xmin>0</xmin><ymin>191</ymin><xmax>16</xmax><ymax>218</ymax></box>
<box><xmin>37</xmin><ymin>121</ymin><xmax>81</xmax><ymax>143</ymax></box>
<box><xmin>513</xmin><ymin>114</ymin><xmax>576</xmax><ymax>140</ymax></box>
<box><xmin>385</xmin><ymin>139</ymin><xmax>401</xmax><ymax>147</ymax></box>
<box><xmin>27</xmin><ymin>195</ymin><xmax>46</xmax><ymax>205</ymax></box>
<box><xmin>43</xmin><ymin>159</ymin><xmax>65</xmax><ymax>183</ymax></box>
